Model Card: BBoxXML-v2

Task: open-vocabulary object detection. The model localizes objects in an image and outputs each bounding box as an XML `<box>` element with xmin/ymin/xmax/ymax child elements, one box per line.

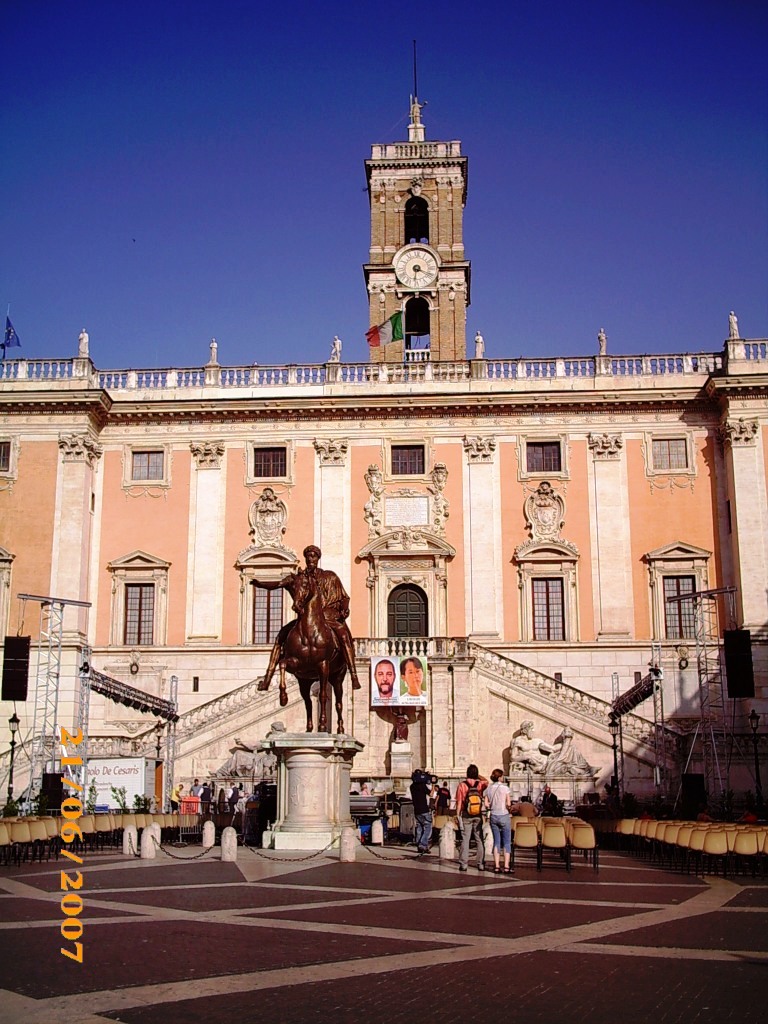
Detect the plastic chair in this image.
<box><xmin>701</xmin><ymin>828</ymin><xmax>729</xmax><ymax>876</ymax></box>
<box><xmin>569</xmin><ymin>822</ymin><xmax>598</xmax><ymax>871</ymax></box>
<box><xmin>539</xmin><ymin>822</ymin><xmax>570</xmax><ymax>872</ymax></box>
<box><xmin>9</xmin><ymin>821</ymin><xmax>33</xmax><ymax>864</ymax></box>
<box><xmin>0</xmin><ymin>822</ymin><xmax>12</xmax><ymax>865</ymax></box>
<box><xmin>512</xmin><ymin>820</ymin><xmax>539</xmax><ymax>869</ymax></box>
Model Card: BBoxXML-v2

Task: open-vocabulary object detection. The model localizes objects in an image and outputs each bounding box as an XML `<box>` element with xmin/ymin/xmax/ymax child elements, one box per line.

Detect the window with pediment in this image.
<box><xmin>644</xmin><ymin>542</ymin><xmax>710</xmax><ymax>641</ymax></box>
<box><xmin>107</xmin><ymin>551</ymin><xmax>171</xmax><ymax>646</ymax></box>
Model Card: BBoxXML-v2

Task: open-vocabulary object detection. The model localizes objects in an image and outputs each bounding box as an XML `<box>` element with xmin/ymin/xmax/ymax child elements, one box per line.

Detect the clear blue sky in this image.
<box><xmin>2</xmin><ymin>0</ymin><xmax>766</xmax><ymax>368</ymax></box>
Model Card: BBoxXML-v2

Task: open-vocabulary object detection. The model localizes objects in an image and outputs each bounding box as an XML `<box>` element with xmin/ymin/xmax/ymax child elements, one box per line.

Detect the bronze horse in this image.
<box><xmin>277</xmin><ymin>571</ymin><xmax>348</xmax><ymax>734</ymax></box>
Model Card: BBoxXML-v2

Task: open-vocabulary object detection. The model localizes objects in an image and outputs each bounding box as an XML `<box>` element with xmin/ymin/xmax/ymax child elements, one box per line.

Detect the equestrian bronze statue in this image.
<box><xmin>254</xmin><ymin>545</ymin><xmax>361</xmax><ymax>733</ymax></box>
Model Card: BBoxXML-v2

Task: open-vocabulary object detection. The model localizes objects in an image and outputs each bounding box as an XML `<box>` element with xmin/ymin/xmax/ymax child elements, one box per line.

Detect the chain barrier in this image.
<box><xmin>240</xmin><ymin>837</ymin><xmax>338</xmax><ymax>861</ymax></box>
<box><xmin>153</xmin><ymin>835</ymin><xmax>218</xmax><ymax>861</ymax></box>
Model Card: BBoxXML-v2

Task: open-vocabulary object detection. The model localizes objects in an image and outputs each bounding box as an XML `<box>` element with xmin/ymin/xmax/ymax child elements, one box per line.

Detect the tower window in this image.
<box><xmin>404</xmin><ymin>195</ymin><xmax>429</xmax><ymax>244</ymax></box>
<box><xmin>253</xmin><ymin>446</ymin><xmax>287</xmax><ymax>478</ymax></box>
<box><xmin>132</xmin><ymin>451</ymin><xmax>164</xmax><ymax>481</ymax></box>
<box><xmin>391</xmin><ymin>445</ymin><xmax>425</xmax><ymax>475</ymax></box>
<box><xmin>526</xmin><ymin>442</ymin><xmax>562</xmax><ymax>473</ymax></box>
<box><xmin>405</xmin><ymin>297</ymin><xmax>430</xmax><ymax>351</ymax></box>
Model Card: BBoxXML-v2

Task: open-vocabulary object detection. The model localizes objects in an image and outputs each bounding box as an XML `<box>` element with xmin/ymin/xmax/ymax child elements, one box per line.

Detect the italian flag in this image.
<box><xmin>366</xmin><ymin>312</ymin><xmax>404</xmax><ymax>347</ymax></box>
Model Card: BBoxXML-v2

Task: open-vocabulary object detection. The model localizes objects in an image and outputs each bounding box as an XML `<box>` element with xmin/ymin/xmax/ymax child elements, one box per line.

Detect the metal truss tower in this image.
<box><xmin>19</xmin><ymin>593</ymin><xmax>91</xmax><ymax>802</ymax></box>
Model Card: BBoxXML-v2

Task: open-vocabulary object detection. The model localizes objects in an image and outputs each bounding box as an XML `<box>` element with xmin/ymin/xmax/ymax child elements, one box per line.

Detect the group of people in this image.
<box><xmin>410</xmin><ymin>764</ymin><xmax>561</xmax><ymax>872</ymax></box>
<box><xmin>170</xmin><ymin>779</ymin><xmax>247</xmax><ymax>816</ymax></box>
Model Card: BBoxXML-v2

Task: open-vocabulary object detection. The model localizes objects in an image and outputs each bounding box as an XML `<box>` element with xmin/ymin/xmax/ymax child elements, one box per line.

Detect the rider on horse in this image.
<box><xmin>254</xmin><ymin>545</ymin><xmax>362</xmax><ymax>694</ymax></box>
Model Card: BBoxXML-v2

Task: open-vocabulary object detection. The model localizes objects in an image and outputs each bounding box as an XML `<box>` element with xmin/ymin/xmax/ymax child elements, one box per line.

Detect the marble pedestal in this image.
<box><xmin>389</xmin><ymin>740</ymin><xmax>413</xmax><ymax>779</ymax></box>
<box><xmin>258</xmin><ymin>732</ymin><xmax>364</xmax><ymax>851</ymax></box>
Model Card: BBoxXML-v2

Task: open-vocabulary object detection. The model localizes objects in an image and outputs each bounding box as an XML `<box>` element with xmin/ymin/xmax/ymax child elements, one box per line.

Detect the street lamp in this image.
<box><xmin>7</xmin><ymin>712</ymin><xmax>19</xmax><ymax>803</ymax></box>
<box><xmin>608</xmin><ymin>714</ymin><xmax>619</xmax><ymax>794</ymax></box>
<box><xmin>748</xmin><ymin>709</ymin><xmax>763</xmax><ymax>814</ymax></box>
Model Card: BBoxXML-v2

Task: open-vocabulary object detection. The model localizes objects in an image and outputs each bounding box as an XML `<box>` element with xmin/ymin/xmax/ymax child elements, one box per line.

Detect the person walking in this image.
<box><xmin>484</xmin><ymin>768</ymin><xmax>513</xmax><ymax>874</ymax></box>
<box><xmin>455</xmin><ymin>764</ymin><xmax>488</xmax><ymax>872</ymax></box>
<box><xmin>410</xmin><ymin>770</ymin><xmax>435</xmax><ymax>856</ymax></box>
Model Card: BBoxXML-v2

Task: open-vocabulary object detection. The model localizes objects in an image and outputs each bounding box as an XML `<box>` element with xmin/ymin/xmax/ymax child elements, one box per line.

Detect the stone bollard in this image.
<box><xmin>140</xmin><ymin>826</ymin><xmax>157</xmax><ymax>860</ymax></box>
<box><xmin>202</xmin><ymin>820</ymin><xmax>216</xmax><ymax>849</ymax></box>
<box><xmin>122</xmin><ymin>824</ymin><xmax>138</xmax><ymax>857</ymax></box>
<box><xmin>339</xmin><ymin>826</ymin><xmax>357</xmax><ymax>862</ymax></box>
<box><xmin>221</xmin><ymin>826</ymin><xmax>238</xmax><ymax>862</ymax></box>
<box><xmin>371</xmin><ymin>818</ymin><xmax>384</xmax><ymax>846</ymax></box>
<box><xmin>439</xmin><ymin>819</ymin><xmax>457</xmax><ymax>861</ymax></box>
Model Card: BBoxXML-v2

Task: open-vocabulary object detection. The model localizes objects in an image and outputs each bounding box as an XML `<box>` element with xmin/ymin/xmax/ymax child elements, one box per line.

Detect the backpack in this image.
<box><xmin>464</xmin><ymin>782</ymin><xmax>483</xmax><ymax>818</ymax></box>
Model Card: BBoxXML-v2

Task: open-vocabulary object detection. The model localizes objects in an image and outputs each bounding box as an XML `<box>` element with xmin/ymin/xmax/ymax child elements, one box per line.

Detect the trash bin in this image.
<box><xmin>398</xmin><ymin>799</ymin><xmax>414</xmax><ymax>837</ymax></box>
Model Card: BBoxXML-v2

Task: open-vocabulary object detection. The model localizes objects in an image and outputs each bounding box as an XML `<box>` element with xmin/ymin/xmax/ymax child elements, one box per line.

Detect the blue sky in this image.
<box><xmin>1</xmin><ymin>0</ymin><xmax>766</xmax><ymax>368</ymax></box>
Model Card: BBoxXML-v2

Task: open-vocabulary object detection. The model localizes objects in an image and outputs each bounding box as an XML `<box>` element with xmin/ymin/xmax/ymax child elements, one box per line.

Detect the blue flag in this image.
<box><xmin>3</xmin><ymin>317</ymin><xmax>21</xmax><ymax>355</ymax></box>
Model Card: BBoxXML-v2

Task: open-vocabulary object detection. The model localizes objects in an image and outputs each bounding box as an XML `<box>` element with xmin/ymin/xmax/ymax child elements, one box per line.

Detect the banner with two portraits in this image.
<box><xmin>370</xmin><ymin>655</ymin><xmax>428</xmax><ymax>707</ymax></box>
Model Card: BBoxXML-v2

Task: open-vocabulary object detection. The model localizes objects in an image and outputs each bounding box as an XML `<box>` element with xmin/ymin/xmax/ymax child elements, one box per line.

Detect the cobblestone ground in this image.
<box><xmin>0</xmin><ymin>840</ymin><xmax>765</xmax><ymax>1024</ymax></box>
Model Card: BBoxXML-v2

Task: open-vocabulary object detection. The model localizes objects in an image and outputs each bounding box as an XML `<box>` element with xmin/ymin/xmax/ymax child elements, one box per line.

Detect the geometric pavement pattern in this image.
<box><xmin>1</xmin><ymin>844</ymin><xmax>766</xmax><ymax>1024</ymax></box>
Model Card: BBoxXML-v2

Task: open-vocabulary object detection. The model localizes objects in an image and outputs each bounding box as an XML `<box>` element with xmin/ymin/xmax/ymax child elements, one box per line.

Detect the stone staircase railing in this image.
<box><xmin>468</xmin><ymin>643</ymin><xmax>665</xmax><ymax>745</ymax></box>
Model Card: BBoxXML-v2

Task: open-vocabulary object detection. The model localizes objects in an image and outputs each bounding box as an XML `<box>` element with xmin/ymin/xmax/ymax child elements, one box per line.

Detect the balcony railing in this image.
<box><xmin>1</xmin><ymin>340</ymin><xmax>764</xmax><ymax>395</ymax></box>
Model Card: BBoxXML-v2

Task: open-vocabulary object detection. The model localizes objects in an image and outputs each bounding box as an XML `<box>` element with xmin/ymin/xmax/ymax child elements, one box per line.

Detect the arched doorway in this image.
<box><xmin>388</xmin><ymin>584</ymin><xmax>427</xmax><ymax>638</ymax></box>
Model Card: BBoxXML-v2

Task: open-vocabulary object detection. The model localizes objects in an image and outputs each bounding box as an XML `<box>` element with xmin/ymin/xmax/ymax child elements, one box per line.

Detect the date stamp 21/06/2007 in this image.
<box><xmin>59</xmin><ymin>726</ymin><xmax>85</xmax><ymax>964</ymax></box>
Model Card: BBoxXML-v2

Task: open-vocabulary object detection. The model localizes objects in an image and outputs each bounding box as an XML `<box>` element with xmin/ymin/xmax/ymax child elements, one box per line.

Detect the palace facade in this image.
<box><xmin>1</xmin><ymin>101</ymin><xmax>766</xmax><ymax>809</ymax></box>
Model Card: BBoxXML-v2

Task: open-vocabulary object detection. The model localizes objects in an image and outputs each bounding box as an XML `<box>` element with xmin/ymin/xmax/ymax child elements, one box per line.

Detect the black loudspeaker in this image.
<box><xmin>724</xmin><ymin>629</ymin><xmax>755</xmax><ymax>698</ymax></box>
<box><xmin>2</xmin><ymin>635</ymin><xmax>31</xmax><ymax>702</ymax></box>
<box><xmin>681</xmin><ymin>773</ymin><xmax>707</xmax><ymax>818</ymax></box>
<box><xmin>42</xmin><ymin>772</ymin><xmax>64</xmax><ymax>812</ymax></box>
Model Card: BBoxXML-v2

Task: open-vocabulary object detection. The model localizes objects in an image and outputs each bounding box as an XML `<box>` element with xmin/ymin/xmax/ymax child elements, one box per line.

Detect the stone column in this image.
<box><xmin>187</xmin><ymin>441</ymin><xmax>226</xmax><ymax>640</ymax></box>
<box><xmin>53</xmin><ymin>433</ymin><xmax>103</xmax><ymax>636</ymax></box>
<box><xmin>721</xmin><ymin>417</ymin><xmax>768</xmax><ymax>628</ymax></box>
<box><xmin>462</xmin><ymin>436</ymin><xmax>502</xmax><ymax>640</ymax></box>
<box><xmin>313</xmin><ymin>439</ymin><xmax>351</xmax><ymax>590</ymax></box>
<box><xmin>587</xmin><ymin>433</ymin><xmax>632</xmax><ymax>638</ymax></box>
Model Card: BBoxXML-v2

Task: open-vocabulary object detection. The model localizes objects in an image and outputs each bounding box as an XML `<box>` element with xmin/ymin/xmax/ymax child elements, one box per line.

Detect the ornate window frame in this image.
<box><xmin>0</xmin><ymin>436</ymin><xmax>20</xmax><ymax>490</ymax></box>
<box><xmin>0</xmin><ymin>546</ymin><xmax>14</xmax><ymax>637</ymax></box>
<box><xmin>644</xmin><ymin>541</ymin><xmax>710</xmax><ymax>641</ymax></box>
<box><xmin>642</xmin><ymin>431</ymin><xmax>696</xmax><ymax>485</ymax></box>
<box><xmin>107</xmin><ymin>550</ymin><xmax>171</xmax><ymax>646</ymax></box>
<box><xmin>514</xmin><ymin>542</ymin><xmax>580</xmax><ymax>642</ymax></box>
<box><xmin>357</xmin><ymin>531</ymin><xmax>455</xmax><ymax>638</ymax></box>
<box><xmin>517</xmin><ymin>434</ymin><xmax>570</xmax><ymax>482</ymax></box>
<box><xmin>122</xmin><ymin>444</ymin><xmax>172</xmax><ymax>492</ymax></box>
<box><xmin>245</xmin><ymin>441</ymin><xmax>295</xmax><ymax>487</ymax></box>
<box><xmin>234</xmin><ymin>546</ymin><xmax>298</xmax><ymax>646</ymax></box>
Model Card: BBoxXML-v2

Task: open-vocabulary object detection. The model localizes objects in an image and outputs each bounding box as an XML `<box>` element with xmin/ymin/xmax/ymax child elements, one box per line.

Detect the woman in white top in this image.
<box><xmin>484</xmin><ymin>768</ymin><xmax>513</xmax><ymax>874</ymax></box>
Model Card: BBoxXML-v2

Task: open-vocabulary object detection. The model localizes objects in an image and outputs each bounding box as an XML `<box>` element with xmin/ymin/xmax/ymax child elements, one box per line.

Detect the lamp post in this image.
<box><xmin>748</xmin><ymin>709</ymin><xmax>763</xmax><ymax>814</ymax></box>
<box><xmin>608</xmin><ymin>714</ymin><xmax>619</xmax><ymax>793</ymax></box>
<box><xmin>7</xmin><ymin>712</ymin><xmax>19</xmax><ymax>803</ymax></box>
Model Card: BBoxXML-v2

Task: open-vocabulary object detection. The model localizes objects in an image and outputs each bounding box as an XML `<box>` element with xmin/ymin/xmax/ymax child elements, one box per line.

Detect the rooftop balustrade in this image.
<box><xmin>0</xmin><ymin>340</ymin><xmax>764</xmax><ymax>398</ymax></box>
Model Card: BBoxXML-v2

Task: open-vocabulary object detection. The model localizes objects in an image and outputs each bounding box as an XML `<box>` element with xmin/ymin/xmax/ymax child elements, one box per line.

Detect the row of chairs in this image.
<box><xmin>0</xmin><ymin>812</ymin><xmax>203</xmax><ymax>865</ymax></box>
<box><xmin>614</xmin><ymin>817</ymin><xmax>768</xmax><ymax>877</ymax></box>
<box><xmin>509</xmin><ymin>816</ymin><xmax>598</xmax><ymax>872</ymax></box>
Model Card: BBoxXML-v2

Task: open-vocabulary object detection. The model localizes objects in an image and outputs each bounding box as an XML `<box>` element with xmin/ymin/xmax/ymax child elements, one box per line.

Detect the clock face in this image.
<box><xmin>394</xmin><ymin>246</ymin><xmax>438</xmax><ymax>289</ymax></box>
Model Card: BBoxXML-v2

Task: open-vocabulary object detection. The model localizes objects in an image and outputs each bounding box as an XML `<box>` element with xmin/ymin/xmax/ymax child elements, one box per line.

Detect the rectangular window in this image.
<box><xmin>253</xmin><ymin>447</ymin><xmax>287</xmax><ymax>478</ymax></box>
<box><xmin>391</xmin><ymin>444</ymin><xmax>425</xmax><ymax>475</ymax></box>
<box><xmin>526</xmin><ymin>442</ymin><xmax>561</xmax><ymax>473</ymax></box>
<box><xmin>0</xmin><ymin>441</ymin><xmax>10</xmax><ymax>473</ymax></box>
<box><xmin>652</xmin><ymin>438</ymin><xmax>688</xmax><ymax>471</ymax></box>
<box><xmin>254</xmin><ymin>588</ymin><xmax>283</xmax><ymax>644</ymax></box>
<box><xmin>192</xmin><ymin>676</ymin><xmax>199</xmax><ymax>693</ymax></box>
<box><xmin>663</xmin><ymin>575</ymin><xmax>696</xmax><ymax>639</ymax></box>
<box><xmin>532</xmin><ymin>578</ymin><xmax>565</xmax><ymax>640</ymax></box>
<box><xmin>124</xmin><ymin>584</ymin><xmax>154</xmax><ymax>645</ymax></box>
<box><xmin>131</xmin><ymin>451</ymin><xmax>164</xmax><ymax>481</ymax></box>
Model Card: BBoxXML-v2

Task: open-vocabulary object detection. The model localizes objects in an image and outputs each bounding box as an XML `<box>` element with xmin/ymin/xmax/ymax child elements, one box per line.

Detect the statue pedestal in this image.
<box><xmin>389</xmin><ymin>740</ymin><xmax>413</xmax><ymax>779</ymax></box>
<box><xmin>258</xmin><ymin>732</ymin><xmax>364</xmax><ymax>851</ymax></box>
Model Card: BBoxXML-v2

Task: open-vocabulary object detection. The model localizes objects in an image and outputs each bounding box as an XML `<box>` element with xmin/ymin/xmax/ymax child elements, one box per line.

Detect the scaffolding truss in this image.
<box><xmin>19</xmin><ymin>593</ymin><xmax>91</xmax><ymax>802</ymax></box>
<box><xmin>611</xmin><ymin>643</ymin><xmax>667</xmax><ymax>795</ymax></box>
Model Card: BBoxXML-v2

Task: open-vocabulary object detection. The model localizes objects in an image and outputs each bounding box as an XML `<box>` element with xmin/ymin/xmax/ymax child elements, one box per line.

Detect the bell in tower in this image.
<box><xmin>364</xmin><ymin>98</ymin><xmax>470</xmax><ymax>363</ymax></box>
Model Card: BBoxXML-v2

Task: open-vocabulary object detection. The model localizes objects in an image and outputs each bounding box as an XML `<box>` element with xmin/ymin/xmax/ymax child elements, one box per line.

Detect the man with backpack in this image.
<box><xmin>455</xmin><ymin>764</ymin><xmax>488</xmax><ymax>872</ymax></box>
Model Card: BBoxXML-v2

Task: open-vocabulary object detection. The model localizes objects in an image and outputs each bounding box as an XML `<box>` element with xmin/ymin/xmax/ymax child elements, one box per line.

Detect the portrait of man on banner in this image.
<box><xmin>398</xmin><ymin>655</ymin><xmax>428</xmax><ymax>705</ymax></box>
<box><xmin>370</xmin><ymin>656</ymin><xmax>399</xmax><ymax>706</ymax></box>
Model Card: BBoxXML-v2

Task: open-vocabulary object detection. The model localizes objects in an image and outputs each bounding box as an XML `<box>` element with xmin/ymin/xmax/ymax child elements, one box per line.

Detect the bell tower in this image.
<box><xmin>364</xmin><ymin>98</ymin><xmax>470</xmax><ymax>363</ymax></box>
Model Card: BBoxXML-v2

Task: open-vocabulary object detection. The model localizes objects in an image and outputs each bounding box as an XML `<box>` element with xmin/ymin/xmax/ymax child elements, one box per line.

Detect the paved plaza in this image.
<box><xmin>0</xmin><ymin>840</ymin><xmax>766</xmax><ymax>1024</ymax></box>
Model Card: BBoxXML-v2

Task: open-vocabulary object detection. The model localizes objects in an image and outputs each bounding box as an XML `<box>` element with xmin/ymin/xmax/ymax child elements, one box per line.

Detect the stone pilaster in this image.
<box><xmin>587</xmin><ymin>433</ymin><xmax>632</xmax><ymax>638</ymax></box>
<box><xmin>187</xmin><ymin>441</ymin><xmax>226</xmax><ymax>640</ymax></box>
<box><xmin>462</xmin><ymin>436</ymin><xmax>502</xmax><ymax>640</ymax></box>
